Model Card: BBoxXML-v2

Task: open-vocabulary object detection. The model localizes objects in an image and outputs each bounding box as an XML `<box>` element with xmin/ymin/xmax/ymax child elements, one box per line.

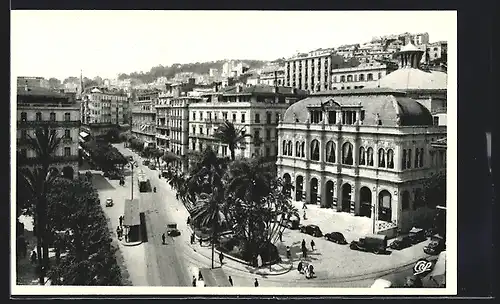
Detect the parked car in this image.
<box><xmin>424</xmin><ymin>238</ymin><xmax>445</xmax><ymax>255</ymax></box>
<box><xmin>166</xmin><ymin>223</ymin><xmax>181</xmax><ymax>237</ymax></box>
<box><xmin>300</xmin><ymin>224</ymin><xmax>323</xmax><ymax>237</ymax></box>
<box><xmin>371</xmin><ymin>278</ymin><xmax>392</xmax><ymax>288</ymax></box>
<box><xmin>105</xmin><ymin>198</ymin><xmax>114</xmax><ymax>207</ymax></box>
<box><xmin>350</xmin><ymin>234</ymin><xmax>387</xmax><ymax>254</ymax></box>
<box><xmin>324</xmin><ymin>232</ymin><xmax>348</xmax><ymax>245</ymax></box>
<box><xmin>408</xmin><ymin>227</ymin><xmax>427</xmax><ymax>244</ymax></box>
<box><xmin>389</xmin><ymin>235</ymin><xmax>413</xmax><ymax>250</ymax></box>
<box><xmin>279</xmin><ymin>215</ymin><xmax>300</xmax><ymax>230</ymax></box>
<box><xmin>142</xmin><ymin>160</ymin><xmax>150</xmax><ymax>166</ymax></box>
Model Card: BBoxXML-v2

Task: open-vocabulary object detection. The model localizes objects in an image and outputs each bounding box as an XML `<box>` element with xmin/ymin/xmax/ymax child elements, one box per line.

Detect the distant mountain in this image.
<box><xmin>117</xmin><ymin>59</ymin><xmax>271</xmax><ymax>83</ymax></box>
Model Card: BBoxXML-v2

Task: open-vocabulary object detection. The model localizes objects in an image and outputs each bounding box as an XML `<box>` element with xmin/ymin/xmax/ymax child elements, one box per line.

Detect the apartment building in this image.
<box><xmin>17</xmin><ymin>86</ymin><xmax>80</xmax><ymax>179</ymax></box>
<box><xmin>259</xmin><ymin>65</ymin><xmax>285</xmax><ymax>86</ymax></box>
<box><xmin>131</xmin><ymin>91</ymin><xmax>159</xmax><ymax>146</ymax></box>
<box><xmin>17</xmin><ymin>76</ymin><xmax>50</xmax><ymax>89</ymax></box>
<box><xmin>285</xmin><ymin>49</ymin><xmax>346</xmax><ymax>93</ymax></box>
<box><xmin>277</xmin><ymin>89</ymin><xmax>446</xmax><ymax>236</ymax></box>
<box><xmin>80</xmin><ymin>87</ymin><xmax>129</xmax><ymax>137</ymax></box>
<box><xmin>190</xmin><ymin>84</ymin><xmax>308</xmax><ymax>161</ymax></box>
<box><xmin>331</xmin><ymin>62</ymin><xmax>397</xmax><ymax>90</ymax></box>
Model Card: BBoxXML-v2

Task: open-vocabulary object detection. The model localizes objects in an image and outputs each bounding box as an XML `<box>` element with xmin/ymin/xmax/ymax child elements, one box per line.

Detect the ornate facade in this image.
<box><xmin>277</xmin><ymin>89</ymin><xmax>446</xmax><ymax>235</ymax></box>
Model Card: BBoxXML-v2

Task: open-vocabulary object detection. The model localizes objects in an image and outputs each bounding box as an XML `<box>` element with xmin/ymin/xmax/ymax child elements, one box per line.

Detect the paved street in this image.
<box><xmin>90</xmin><ymin>143</ymin><xmax>437</xmax><ymax>287</ymax></box>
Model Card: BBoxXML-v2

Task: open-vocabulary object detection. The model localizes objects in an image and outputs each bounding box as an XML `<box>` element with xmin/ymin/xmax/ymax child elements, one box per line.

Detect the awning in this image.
<box><xmin>199</xmin><ymin>268</ymin><xmax>231</xmax><ymax>287</ymax></box>
<box><xmin>123</xmin><ymin>199</ymin><xmax>141</xmax><ymax>226</ymax></box>
<box><xmin>79</xmin><ymin>131</ymin><xmax>90</xmax><ymax>138</ymax></box>
<box><xmin>428</xmin><ymin>251</ymin><xmax>446</xmax><ymax>286</ymax></box>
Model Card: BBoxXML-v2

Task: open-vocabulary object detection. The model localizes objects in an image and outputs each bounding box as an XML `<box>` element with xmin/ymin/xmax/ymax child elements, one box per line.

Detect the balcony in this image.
<box><xmin>189</xmin><ymin>133</ymin><xmax>215</xmax><ymax>140</ymax></box>
<box><xmin>204</xmin><ymin>118</ymin><xmax>226</xmax><ymax>125</ymax></box>
<box><xmin>156</xmin><ymin>134</ymin><xmax>170</xmax><ymax>141</ymax></box>
<box><xmin>18</xmin><ymin>120</ymin><xmax>80</xmax><ymax>128</ymax></box>
<box><xmin>17</xmin><ymin>154</ymin><xmax>79</xmax><ymax>165</ymax></box>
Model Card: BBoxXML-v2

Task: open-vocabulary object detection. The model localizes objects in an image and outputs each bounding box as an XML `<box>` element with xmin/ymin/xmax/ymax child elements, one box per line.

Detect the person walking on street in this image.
<box><xmin>303</xmin><ymin>210</ymin><xmax>307</xmax><ymax>220</ymax></box>
<box><xmin>116</xmin><ymin>226</ymin><xmax>121</xmax><ymax>239</ymax></box>
<box><xmin>30</xmin><ymin>250</ymin><xmax>37</xmax><ymax>265</ymax></box>
<box><xmin>219</xmin><ymin>252</ymin><xmax>224</xmax><ymax>265</ymax></box>
<box><xmin>199</xmin><ymin>237</ymin><xmax>203</xmax><ymax>246</ymax></box>
<box><xmin>190</xmin><ymin>233</ymin><xmax>195</xmax><ymax>244</ymax></box>
<box><xmin>254</xmin><ymin>278</ymin><xmax>259</xmax><ymax>287</ymax></box>
<box><xmin>301</xmin><ymin>239</ymin><xmax>306</xmax><ymax>251</ymax></box>
<box><xmin>192</xmin><ymin>276</ymin><xmax>197</xmax><ymax>287</ymax></box>
<box><xmin>278</xmin><ymin>231</ymin><xmax>283</xmax><ymax>242</ymax></box>
<box><xmin>162</xmin><ymin>233</ymin><xmax>166</xmax><ymax>245</ymax></box>
<box><xmin>303</xmin><ymin>202</ymin><xmax>307</xmax><ymax>210</ymax></box>
<box><xmin>310</xmin><ymin>239</ymin><xmax>315</xmax><ymax>251</ymax></box>
<box><xmin>198</xmin><ymin>270</ymin><xmax>203</xmax><ymax>281</ymax></box>
<box><xmin>119</xmin><ymin>216</ymin><xmax>123</xmax><ymax>227</ymax></box>
<box><xmin>228</xmin><ymin>276</ymin><xmax>233</xmax><ymax>286</ymax></box>
<box><xmin>286</xmin><ymin>246</ymin><xmax>292</xmax><ymax>260</ymax></box>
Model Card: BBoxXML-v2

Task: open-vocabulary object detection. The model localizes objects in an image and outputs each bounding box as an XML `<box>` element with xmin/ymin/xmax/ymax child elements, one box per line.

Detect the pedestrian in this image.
<box><xmin>30</xmin><ymin>250</ymin><xmax>37</xmax><ymax>265</ymax></box>
<box><xmin>303</xmin><ymin>210</ymin><xmax>307</xmax><ymax>220</ymax></box>
<box><xmin>310</xmin><ymin>239</ymin><xmax>315</xmax><ymax>251</ymax></box>
<box><xmin>228</xmin><ymin>276</ymin><xmax>233</xmax><ymax>286</ymax></box>
<box><xmin>278</xmin><ymin>231</ymin><xmax>283</xmax><ymax>242</ymax></box>
<box><xmin>116</xmin><ymin>226</ymin><xmax>121</xmax><ymax>239</ymax></box>
<box><xmin>192</xmin><ymin>276</ymin><xmax>197</xmax><ymax>287</ymax></box>
<box><xmin>162</xmin><ymin>233</ymin><xmax>166</xmax><ymax>245</ymax></box>
<box><xmin>301</xmin><ymin>239</ymin><xmax>306</xmax><ymax>251</ymax></box>
<box><xmin>190</xmin><ymin>233</ymin><xmax>195</xmax><ymax>244</ymax></box>
<box><xmin>302</xmin><ymin>202</ymin><xmax>307</xmax><ymax>209</ymax></box>
<box><xmin>199</xmin><ymin>237</ymin><xmax>203</xmax><ymax>246</ymax></box>
<box><xmin>119</xmin><ymin>216</ymin><xmax>123</xmax><ymax>227</ymax></box>
<box><xmin>254</xmin><ymin>278</ymin><xmax>259</xmax><ymax>287</ymax></box>
<box><xmin>219</xmin><ymin>252</ymin><xmax>224</xmax><ymax>265</ymax></box>
<box><xmin>198</xmin><ymin>270</ymin><xmax>203</xmax><ymax>281</ymax></box>
<box><xmin>286</xmin><ymin>246</ymin><xmax>291</xmax><ymax>260</ymax></box>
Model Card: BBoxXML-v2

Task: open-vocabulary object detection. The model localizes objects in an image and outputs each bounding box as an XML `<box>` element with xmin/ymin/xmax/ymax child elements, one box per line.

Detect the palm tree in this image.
<box><xmin>181</xmin><ymin>146</ymin><xmax>228</xmax><ymax>268</ymax></box>
<box><xmin>20</xmin><ymin>126</ymin><xmax>61</xmax><ymax>284</ymax></box>
<box><xmin>214</xmin><ymin>120</ymin><xmax>252</xmax><ymax>161</ymax></box>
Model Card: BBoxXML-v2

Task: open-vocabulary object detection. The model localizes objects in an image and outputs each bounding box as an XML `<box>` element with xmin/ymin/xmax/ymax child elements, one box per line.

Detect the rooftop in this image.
<box><xmin>283</xmin><ymin>91</ymin><xmax>433</xmax><ymax>126</ymax></box>
<box><xmin>366</xmin><ymin>68</ymin><xmax>448</xmax><ymax>90</ymax></box>
<box><xmin>17</xmin><ymin>86</ymin><xmax>69</xmax><ymax>99</ymax></box>
<box><xmin>220</xmin><ymin>84</ymin><xmax>308</xmax><ymax>96</ymax></box>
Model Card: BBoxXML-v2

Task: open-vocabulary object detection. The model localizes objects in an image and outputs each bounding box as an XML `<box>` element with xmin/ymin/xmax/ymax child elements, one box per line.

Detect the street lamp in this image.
<box><xmin>372</xmin><ymin>187</ymin><xmax>377</xmax><ymax>234</ymax></box>
<box><xmin>129</xmin><ymin>160</ymin><xmax>137</xmax><ymax>200</ymax></box>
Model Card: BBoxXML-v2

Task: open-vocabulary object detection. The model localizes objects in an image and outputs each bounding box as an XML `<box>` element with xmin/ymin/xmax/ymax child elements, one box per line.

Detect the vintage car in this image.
<box><xmin>408</xmin><ymin>227</ymin><xmax>427</xmax><ymax>244</ymax></box>
<box><xmin>324</xmin><ymin>232</ymin><xmax>348</xmax><ymax>245</ymax></box>
<box><xmin>299</xmin><ymin>224</ymin><xmax>323</xmax><ymax>237</ymax></box>
<box><xmin>424</xmin><ymin>238</ymin><xmax>446</xmax><ymax>255</ymax></box>
<box><xmin>166</xmin><ymin>223</ymin><xmax>181</xmax><ymax>237</ymax></box>
<box><xmin>105</xmin><ymin>198</ymin><xmax>114</xmax><ymax>207</ymax></box>
<box><xmin>389</xmin><ymin>235</ymin><xmax>413</xmax><ymax>250</ymax></box>
<box><xmin>279</xmin><ymin>215</ymin><xmax>300</xmax><ymax>230</ymax></box>
<box><xmin>350</xmin><ymin>234</ymin><xmax>387</xmax><ymax>254</ymax></box>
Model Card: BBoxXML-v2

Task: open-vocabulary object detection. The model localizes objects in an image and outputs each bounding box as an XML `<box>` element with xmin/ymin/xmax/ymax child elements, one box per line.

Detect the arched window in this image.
<box><xmin>419</xmin><ymin>148</ymin><xmax>424</xmax><ymax>167</ymax></box>
<box><xmin>359</xmin><ymin>147</ymin><xmax>366</xmax><ymax>165</ymax></box>
<box><xmin>402</xmin><ymin>190</ymin><xmax>410</xmax><ymax>210</ymax></box>
<box><xmin>282</xmin><ymin>140</ymin><xmax>287</xmax><ymax>156</ymax></box>
<box><xmin>287</xmin><ymin>141</ymin><xmax>293</xmax><ymax>156</ymax></box>
<box><xmin>20</xmin><ymin>112</ymin><xmax>27</xmax><ymax>122</ymax></box>
<box><xmin>342</xmin><ymin>142</ymin><xmax>353</xmax><ymax>165</ymax></box>
<box><xmin>387</xmin><ymin>149</ymin><xmax>394</xmax><ymax>169</ymax></box>
<box><xmin>295</xmin><ymin>141</ymin><xmax>300</xmax><ymax>157</ymax></box>
<box><xmin>347</xmin><ymin>75</ymin><xmax>353</xmax><ymax>82</ymax></box>
<box><xmin>359</xmin><ymin>74</ymin><xmax>365</xmax><ymax>81</ymax></box>
<box><xmin>50</xmin><ymin>112</ymin><xmax>56</xmax><ymax>122</ymax></box>
<box><xmin>326</xmin><ymin>141</ymin><xmax>336</xmax><ymax>163</ymax></box>
<box><xmin>64</xmin><ymin>112</ymin><xmax>71</xmax><ymax>121</ymax></box>
<box><xmin>378</xmin><ymin>148</ymin><xmax>386</xmax><ymax>167</ymax></box>
<box><xmin>407</xmin><ymin>149</ymin><xmax>412</xmax><ymax>169</ymax></box>
<box><xmin>367</xmin><ymin>147</ymin><xmax>374</xmax><ymax>166</ymax></box>
<box><xmin>367</xmin><ymin>73</ymin><xmax>373</xmax><ymax>81</ymax></box>
<box><xmin>310</xmin><ymin>139</ymin><xmax>320</xmax><ymax>161</ymax></box>
<box><xmin>340</xmin><ymin>75</ymin><xmax>346</xmax><ymax>82</ymax></box>
<box><xmin>36</xmin><ymin>112</ymin><xmax>42</xmax><ymax>121</ymax></box>
<box><xmin>414</xmin><ymin>188</ymin><xmax>424</xmax><ymax>209</ymax></box>
<box><xmin>414</xmin><ymin>148</ymin><xmax>420</xmax><ymax>168</ymax></box>
<box><xmin>402</xmin><ymin>149</ymin><xmax>407</xmax><ymax>169</ymax></box>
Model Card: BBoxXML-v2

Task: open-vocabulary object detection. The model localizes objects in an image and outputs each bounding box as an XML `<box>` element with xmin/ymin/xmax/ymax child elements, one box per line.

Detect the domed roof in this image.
<box><xmin>282</xmin><ymin>89</ymin><xmax>433</xmax><ymax>126</ymax></box>
<box><xmin>367</xmin><ymin>68</ymin><xmax>447</xmax><ymax>90</ymax></box>
<box><xmin>91</xmin><ymin>88</ymin><xmax>102</xmax><ymax>93</ymax></box>
<box><xmin>399</xmin><ymin>42</ymin><xmax>423</xmax><ymax>53</ymax></box>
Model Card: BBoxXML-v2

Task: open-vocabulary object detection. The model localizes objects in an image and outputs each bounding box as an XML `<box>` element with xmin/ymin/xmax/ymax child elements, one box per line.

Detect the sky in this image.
<box><xmin>11</xmin><ymin>10</ymin><xmax>456</xmax><ymax>81</ymax></box>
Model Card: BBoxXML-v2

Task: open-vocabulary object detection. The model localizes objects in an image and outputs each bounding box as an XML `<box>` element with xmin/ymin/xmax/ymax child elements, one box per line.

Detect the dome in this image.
<box><xmin>367</xmin><ymin>68</ymin><xmax>447</xmax><ymax>90</ymax></box>
<box><xmin>91</xmin><ymin>88</ymin><xmax>102</xmax><ymax>93</ymax></box>
<box><xmin>399</xmin><ymin>42</ymin><xmax>423</xmax><ymax>53</ymax></box>
<box><xmin>282</xmin><ymin>89</ymin><xmax>433</xmax><ymax>126</ymax></box>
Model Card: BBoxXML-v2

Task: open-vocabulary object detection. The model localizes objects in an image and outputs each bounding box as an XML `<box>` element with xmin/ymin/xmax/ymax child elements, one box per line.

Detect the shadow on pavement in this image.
<box><xmin>140</xmin><ymin>212</ymin><xmax>148</xmax><ymax>243</ymax></box>
<box><xmin>91</xmin><ymin>174</ymin><xmax>115</xmax><ymax>191</ymax></box>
